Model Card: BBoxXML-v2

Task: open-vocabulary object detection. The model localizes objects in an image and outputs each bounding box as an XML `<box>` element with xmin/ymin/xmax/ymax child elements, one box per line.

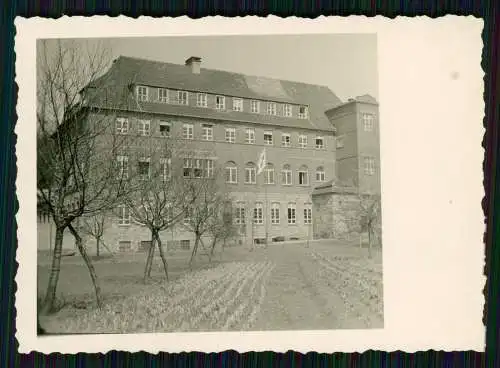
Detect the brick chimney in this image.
<box><xmin>185</xmin><ymin>56</ymin><xmax>201</xmax><ymax>74</ymax></box>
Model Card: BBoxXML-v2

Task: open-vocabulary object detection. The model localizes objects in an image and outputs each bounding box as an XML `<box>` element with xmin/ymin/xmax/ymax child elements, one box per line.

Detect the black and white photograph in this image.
<box><xmin>16</xmin><ymin>16</ymin><xmax>485</xmax><ymax>353</ymax></box>
<box><xmin>35</xmin><ymin>34</ymin><xmax>383</xmax><ymax>334</ymax></box>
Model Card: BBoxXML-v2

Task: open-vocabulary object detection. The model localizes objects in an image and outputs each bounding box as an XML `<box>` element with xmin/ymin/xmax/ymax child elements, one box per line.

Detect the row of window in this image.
<box><xmin>117</xmin><ymin>202</ymin><xmax>313</xmax><ymax>226</ymax></box>
<box><xmin>116</xmin><ymin>155</ymin><xmax>375</xmax><ymax>183</ymax></box>
<box><xmin>115</xmin><ymin>118</ymin><xmax>327</xmax><ymax>149</ymax></box>
<box><xmin>235</xmin><ymin>202</ymin><xmax>312</xmax><ymax>225</ymax></box>
<box><xmin>136</xmin><ymin>85</ymin><xmax>309</xmax><ymax>119</ymax></box>
<box><xmin>224</xmin><ymin>162</ymin><xmax>326</xmax><ymax>185</ymax></box>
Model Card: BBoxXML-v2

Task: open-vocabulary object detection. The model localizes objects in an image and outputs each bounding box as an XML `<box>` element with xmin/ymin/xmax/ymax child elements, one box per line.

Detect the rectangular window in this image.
<box><xmin>251</xmin><ymin>100</ymin><xmax>260</xmax><ymax>113</ymax></box>
<box><xmin>205</xmin><ymin>159</ymin><xmax>214</xmax><ymax>178</ymax></box>
<box><xmin>245</xmin><ymin>167</ymin><xmax>256</xmax><ymax>184</ymax></box>
<box><xmin>138</xmin><ymin>158</ymin><xmax>150</xmax><ymax>179</ymax></box>
<box><xmin>116</xmin><ymin>155</ymin><xmax>129</xmax><ymax>179</ymax></box>
<box><xmin>264</xmin><ymin>131</ymin><xmax>273</xmax><ymax>145</ymax></box>
<box><xmin>363</xmin><ymin>113</ymin><xmax>375</xmax><ymax>131</ymax></box>
<box><xmin>138</xmin><ymin>119</ymin><xmax>151</xmax><ymax>136</ymax></box>
<box><xmin>118</xmin><ymin>240</ymin><xmax>132</xmax><ymax>251</ymax></box>
<box><xmin>316</xmin><ymin>170</ymin><xmax>326</xmax><ymax>182</ymax></box>
<box><xmin>336</xmin><ymin>136</ymin><xmax>344</xmax><ymax>148</ymax></box>
<box><xmin>118</xmin><ymin>205</ymin><xmax>130</xmax><ymax>225</ymax></box>
<box><xmin>183</xmin><ymin>158</ymin><xmax>192</xmax><ymax>178</ymax></box>
<box><xmin>264</xmin><ymin>167</ymin><xmax>275</xmax><ymax>184</ymax></box>
<box><xmin>282</xmin><ymin>168</ymin><xmax>292</xmax><ymax>185</ymax></box>
<box><xmin>193</xmin><ymin>159</ymin><xmax>203</xmax><ymax>178</ymax></box>
<box><xmin>160</xmin><ymin>158</ymin><xmax>171</xmax><ymax>181</ymax></box>
<box><xmin>225</xmin><ymin>166</ymin><xmax>238</xmax><ymax>184</ymax></box>
<box><xmin>267</xmin><ymin>102</ymin><xmax>277</xmax><ymax>115</ymax></box>
<box><xmin>245</xmin><ymin>128</ymin><xmax>255</xmax><ymax>144</ymax></box>
<box><xmin>281</xmin><ymin>133</ymin><xmax>291</xmax><ymax>147</ymax></box>
<box><xmin>178</xmin><ymin>91</ymin><xmax>188</xmax><ymax>105</ymax></box>
<box><xmin>182</xmin><ymin>123</ymin><xmax>194</xmax><ymax>139</ymax></box>
<box><xmin>299</xmin><ymin>170</ymin><xmax>309</xmax><ymax>185</ymax></box>
<box><xmin>364</xmin><ymin>156</ymin><xmax>376</xmax><ymax>175</ymax></box>
<box><xmin>253</xmin><ymin>203</ymin><xmax>263</xmax><ymax>225</ymax></box>
<box><xmin>298</xmin><ymin>135</ymin><xmax>308</xmax><ymax>148</ymax></box>
<box><xmin>233</xmin><ymin>98</ymin><xmax>243</xmax><ymax>111</ymax></box>
<box><xmin>158</xmin><ymin>88</ymin><xmax>168</xmax><ymax>103</ymax></box>
<box><xmin>216</xmin><ymin>95</ymin><xmax>226</xmax><ymax>110</ymax></box>
<box><xmin>225</xmin><ymin>128</ymin><xmax>236</xmax><ymax>143</ymax></box>
<box><xmin>287</xmin><ymin>204</ymin><xmax>296</xmax><ymax>225</ymax></box>
<box><xmin>304</xmin><ymin>206</ymin><xmax>312</xmax><ymax>224</ymax></box>
<box><xmin>196</xmin><ymin>93</ymin><xmax>208</xmax><ymax>107</ymax></box>
<box><xmin>283</xmin><ymin>104</ymin><xmax>292</xmax><ymax>117</ymax></box>
<box><xmin>115</xmin><ymin>118</ymin><xmax>129</xmax><ymax>135</ymax></box>
<box><xmin>271</xmin><ymin>203</ymin><xmax>280</xmax><ymax>224</ymax></box>
<box><xmin>202</xmin><ymin>124</ymin><xmax>213</xmax><ymax>141</ymax></box>
<box><xmin>298</xmin><ymin>106</ymin><xmax>308</xmax><ymax>119</ymax></box>
<box><xmin>315</xmin><ymin>137</ymin><xmax>324</xmax><ymax>149</ymax></box>
<box><xmin>235</xmin><ymin>203</ymin><xmax>246</xmax><ymax>224</ymax></box>
<box><xmin>159</xmin><ymin>121</ymin><xmax>170</xmax><ymax>137</ymax></box>
<box><xmin>137</xmin><ymin>86</ymin><xmax>148</xmax><ymax>101</ymax></box>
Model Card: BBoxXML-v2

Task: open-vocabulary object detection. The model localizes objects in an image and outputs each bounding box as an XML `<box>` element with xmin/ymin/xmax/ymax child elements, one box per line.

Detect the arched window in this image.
<box><xmin>244</xmin><ymin>162</ymin><xmax>256</xmax><ymax>184</ymax></box>
<box><xmin>298</xmin><ymin>165</ymin><xmax>309</xmax><ymax>186</ymax></box>
<box><xmin>281</xmin><ymin>164</ymin><xmax>292</xmax><ymax>185</ymax></box>
<box><xmin>225</xmin><ymin>161</ymin><xmax>238</xmax><ymax>184</ymax></box>
<box><xmin>316</xmin><ymin>166</ymin><xmax>326</xmax><ymax>182</ymax></box>
<box><xmin>264</xmin><ymin>163</ymin><xmax>275</xmax><ymax>184</ymax></box>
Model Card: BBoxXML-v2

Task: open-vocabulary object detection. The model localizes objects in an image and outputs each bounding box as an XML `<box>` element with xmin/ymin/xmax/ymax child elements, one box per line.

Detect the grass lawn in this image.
<box><xmin>38</xmin><ymin>240</ymin><xmax>383</xmax><ymax>333</ymax></box>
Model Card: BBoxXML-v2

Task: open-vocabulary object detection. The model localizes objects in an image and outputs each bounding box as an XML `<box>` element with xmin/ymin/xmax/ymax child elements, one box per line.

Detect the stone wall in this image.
<box><xmin>313</xmin><ymin>192</ymin><xmax>363</xmax><ymax>240</ymax></box>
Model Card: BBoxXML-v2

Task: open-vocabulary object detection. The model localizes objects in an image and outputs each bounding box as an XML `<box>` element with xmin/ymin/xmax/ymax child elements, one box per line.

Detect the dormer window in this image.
<box><xmin>267</xmin><ymin>102</ymin><xmax>277</xmax><ymax>116</ymax></box>
<box><xmin>178</xmin><ymin>91</ymin><xmax>188</xmax><ymax>105</ymax></box>
<box><xmin>298</xmin><ymin>106</ymin><xmax>308</xmax><ymax>119</ymax></box>
<box><xmin>158</xmin><ymin>88</ymin><xmax>169</xmax><ymax>103</ymax></box>
<box><xmin>216</xmin><ymin>95</ymin><xmax>226</xmax><ymax>110</ymax></box>
<box><xmin>233</xmin><ymin>98</ymin><xmax>243</xmax><ymax>112</ymax></box>
<box><xmin>196</xmin><ymin>93</ymin><xmax>208</xmax><ymax>107</ymax></box>
<box><xmin>283</xmin><ymin>104</ymin><xmax>292</xmax><ymax>117</ymax></box>
<box><xmin>137</xmin><ymin>86</ymin><xmax>148</xmax><ymax>102</ymax></box>
<box><xmin>251</xmin><ymin>100</ymin><xmax>260</xmax><ymax>113</ymax></box>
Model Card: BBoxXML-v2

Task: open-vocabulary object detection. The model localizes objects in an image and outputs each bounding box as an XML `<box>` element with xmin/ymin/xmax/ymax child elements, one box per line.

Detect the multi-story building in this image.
<box><xmin>37</xmin><ymin>55</ymin><xmax>381</xmax><ymax>252</ymax></box>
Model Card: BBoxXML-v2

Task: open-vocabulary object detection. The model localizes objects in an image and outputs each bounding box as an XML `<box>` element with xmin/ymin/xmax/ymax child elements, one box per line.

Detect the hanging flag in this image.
<box><xmin>256</xmin><ymin>148</ymin><xmax>267</xmax><ymax>175</ymax></box>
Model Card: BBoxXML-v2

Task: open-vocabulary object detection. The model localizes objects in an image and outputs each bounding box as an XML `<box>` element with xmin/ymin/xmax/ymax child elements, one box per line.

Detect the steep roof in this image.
<box><xmin>88</xmin><ymin>56</ymin><xmax>343</xmax><ymax>132</ymax></box>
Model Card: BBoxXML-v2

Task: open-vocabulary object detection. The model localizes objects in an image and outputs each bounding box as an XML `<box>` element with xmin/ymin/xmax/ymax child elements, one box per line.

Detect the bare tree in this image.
<box><xmin>206</xmin><ymin>200</ymin><xmax>238</xmax><ymax>262</ymax></box>
<box><xmin>181</xmin><ymin>167</ymin><xmax>231</xmax><ymax>268</ymax></box>
<box><xmin>80</xmin><ymin>214</ymin><xmax>113</xmax><ymax>257</ymax></box>
<box><xmin>359</xmin><ymin>193</ymin><xmax>381</xmax><ymax>258</ymax></box>
<box><xmin>124</xmin><ymin>136</ymin><xmax>192</xmax><ymax>283</ymax></box>
<box><xmin>337</xmin><ymin>168</ymin><xmax>382</xmax><ymax>258</ymax></box>
<box><xmin>37</xmin><ymin>39</ymin><xmax>134</xmax><ymax>314</ymax></box>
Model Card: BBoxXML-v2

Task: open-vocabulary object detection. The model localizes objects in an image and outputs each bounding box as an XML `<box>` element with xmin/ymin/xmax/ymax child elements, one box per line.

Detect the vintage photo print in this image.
<box><xmin>15</xmin><ymin>16</ymin><xmax>485</xmax><ymax>353</ymax></box>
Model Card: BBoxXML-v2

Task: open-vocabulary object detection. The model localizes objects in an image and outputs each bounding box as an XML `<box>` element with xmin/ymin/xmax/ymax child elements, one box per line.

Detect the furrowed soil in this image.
<box><xmin>38</xmin><ymin>240</ymin><xmax>383</xmax><ymax>333</ymax></box>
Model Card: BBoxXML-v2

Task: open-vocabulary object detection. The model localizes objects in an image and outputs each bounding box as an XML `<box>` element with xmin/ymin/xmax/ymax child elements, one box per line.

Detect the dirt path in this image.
<box><xmin>250</xmin><ymin>245</ymin><xmax>345</xmax><ymax>330</ymax></box>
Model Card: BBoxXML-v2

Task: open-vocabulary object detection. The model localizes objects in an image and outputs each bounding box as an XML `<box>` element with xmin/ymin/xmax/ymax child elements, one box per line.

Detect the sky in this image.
<box><xmin>42</xmin><ymin>34</ymin><xmax>379</xmax><ymax>103</ymax></box>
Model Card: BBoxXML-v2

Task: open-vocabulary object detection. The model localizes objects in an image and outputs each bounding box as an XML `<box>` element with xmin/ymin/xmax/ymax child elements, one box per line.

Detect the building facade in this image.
<box><xmin>37</xmin><ymin>56</ymin><xmax>381</xmax><ymax>252</ymax></box>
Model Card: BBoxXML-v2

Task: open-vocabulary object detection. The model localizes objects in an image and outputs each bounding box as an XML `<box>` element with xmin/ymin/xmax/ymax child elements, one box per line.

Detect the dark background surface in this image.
<box><xmin>1</xmin><ymin>0</ymin><xmax>498</xmax><ymax>366</ymax></box>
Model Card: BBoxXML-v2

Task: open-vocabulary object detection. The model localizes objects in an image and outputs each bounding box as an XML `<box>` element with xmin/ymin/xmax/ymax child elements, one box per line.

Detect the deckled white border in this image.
<box><xmin>15</xmin><ymin>15</ymin><xmax>485</xmax><ymax>353</ymax></box>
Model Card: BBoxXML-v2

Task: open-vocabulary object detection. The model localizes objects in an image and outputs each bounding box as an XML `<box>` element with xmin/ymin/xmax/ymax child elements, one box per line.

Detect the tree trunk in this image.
<box><xmin>68</xmin><ymin>223</ymin><xmax>103</xmax><ymax>309</ymax></box>
<box><xmin>189</xmin><ymin>235</ymin><xmax>200</xmax><ymax>268</ymax></box>
<box><xmin>155</xmin><ymin>231</ymin><xmax>169</xmax><ymax>281</ymax></box>
<box><xmin>208</xmin><ymin>237</ymin><xmax>217</xmax><ymax>263</ymax></box>
<box><xmin>101</xmin><ymin>240</ymin><xmax>114</xmax><ymax>256</ymax></box>
<box><xmin>40</xmin><ymin>225</ymin><xmax>65</xmax><ymax>315</ymax></box>
<box><xmin>96</xmin><ymin>237</ymin><xmax>100</xmax><ymax>257</ymax></box>
<box><xmin>368</xmin><ymin>227</ymin><xmax>373</xmax><ymax>259</ymax></box>
<box><xmin>144</xmin><ymin>232</ymin><xmax>156</xmax><ymax>283</ymax></box>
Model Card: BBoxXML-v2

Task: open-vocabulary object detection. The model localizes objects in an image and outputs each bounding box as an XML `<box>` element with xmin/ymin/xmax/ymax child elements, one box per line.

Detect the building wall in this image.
<box><xmin>326</xmin><ymin>100</ymin><xmax>381</xmax><ymax>194</ymax></box>
<box><xmin>312</xmin><ymin>192</ymin><xmax>362</xmax><ymax>240</ymax></box>
<box><xmin>355</xmin><ymin>102</ymin><xmax>381</xmax><ymax>194</ymax></box>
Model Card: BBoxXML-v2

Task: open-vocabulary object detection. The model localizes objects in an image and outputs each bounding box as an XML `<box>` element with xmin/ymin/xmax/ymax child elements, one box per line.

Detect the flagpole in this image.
<box><xmin>265</xmin><ymin>173</ymin><xmax>268</xmax><ymax>248</ymax></box>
